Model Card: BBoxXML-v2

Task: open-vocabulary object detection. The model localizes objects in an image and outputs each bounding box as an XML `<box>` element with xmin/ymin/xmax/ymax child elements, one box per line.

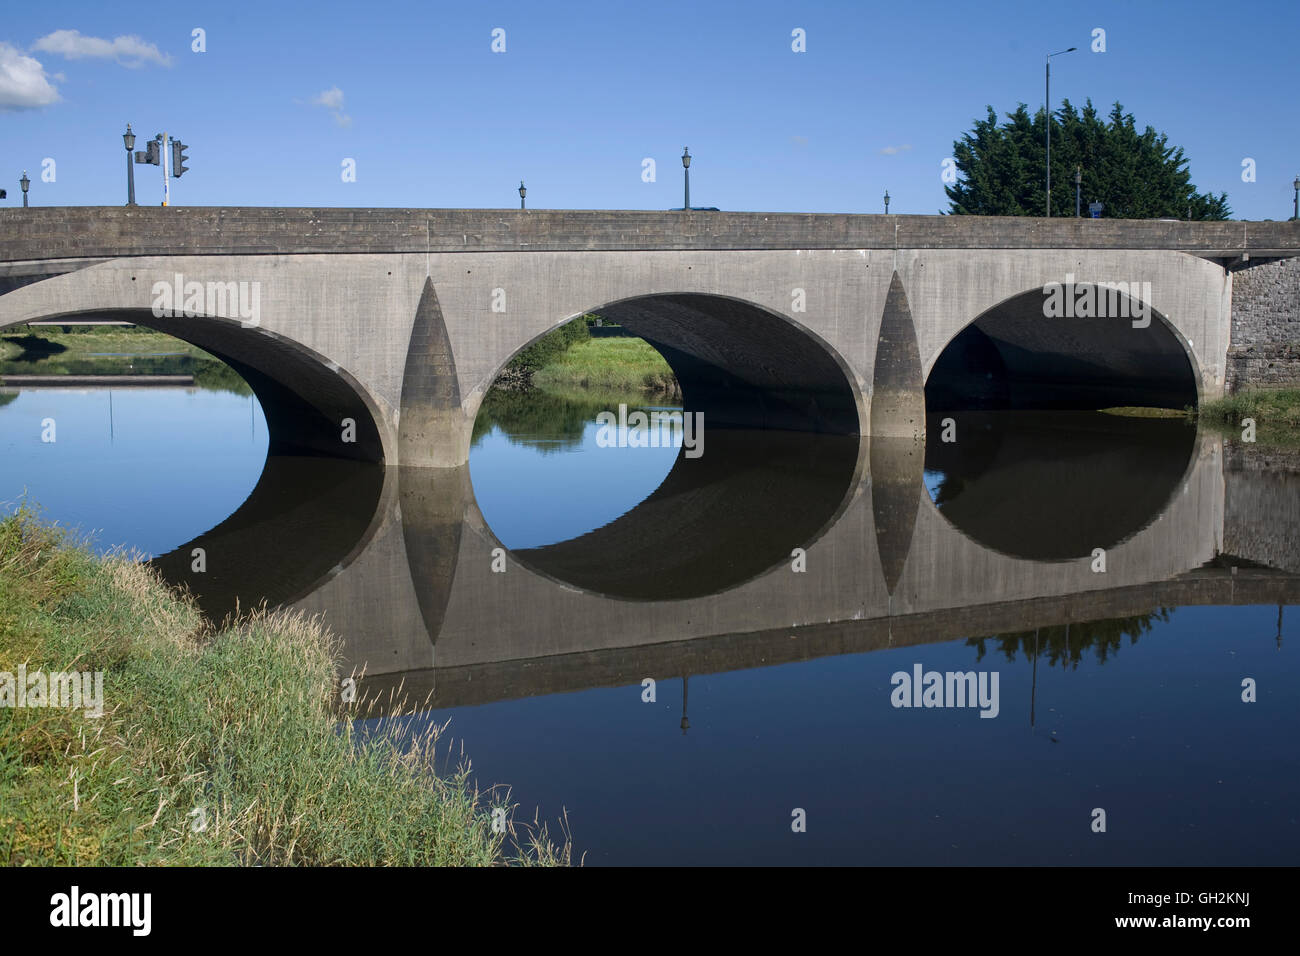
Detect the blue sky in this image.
<box><xmin>3</xmin><ymin>0</ymin><xmax>1297</xmax><ymax>219</ymax></box>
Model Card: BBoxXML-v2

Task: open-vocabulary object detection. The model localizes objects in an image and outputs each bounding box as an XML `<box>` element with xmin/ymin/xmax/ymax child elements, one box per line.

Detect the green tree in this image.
<box><xmin>506</xmin><ymin>313</ymin><xmax>592</xmax><ymax>376</ymax></box>
<box><xmin>946</xmin><ymin>100</ymin><xmax>1230</xmax><ymax>219</ymax></box>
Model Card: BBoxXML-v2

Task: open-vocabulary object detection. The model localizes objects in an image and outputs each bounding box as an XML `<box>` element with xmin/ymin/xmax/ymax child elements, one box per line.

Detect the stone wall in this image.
<box><xmin>1227</xmin><ymin>256</ymin><xmax>1300</xmax><ymax>390</ymax></box>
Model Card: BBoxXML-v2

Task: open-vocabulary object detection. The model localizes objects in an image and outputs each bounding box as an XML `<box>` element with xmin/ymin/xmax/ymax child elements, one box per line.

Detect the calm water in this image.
<box><xmin>2</xmin><ymin>367</ymin><xmax>1297</xmax><ymax>866</ymax></box>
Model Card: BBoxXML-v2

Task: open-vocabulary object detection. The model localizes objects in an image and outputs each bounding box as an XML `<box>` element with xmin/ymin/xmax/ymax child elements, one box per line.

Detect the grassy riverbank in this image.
<box><xmin>0</xmin><ymin>325</ymin><xmax>211</xmax><ymax>361</ymax></box>
<box><xmin>492</xmin><ymin>316</ymin><xmax>678</xmax><ymax>395</ymax></box>
<box><xmin>1098</xmin><ymin>406</ymin><xmax>1187</xmax><ymax>419</ymax></box>
<box><xmin>531</xmin><ymin>337</ymin><xmax>678</xmax><ymax>394</ymax></box>
<box><xmin>0</xmin><ymin>506</ymin><xmax>567</xmax><ymax>866</ymax></box>
<box><xmin>1195</xmin><ymin>388</ymin><xmax>1300</xmax><ymax>433</ymax></box>
<box><xmin>1102</xmin><ymin>389</ymin><xmax>1300</xmax><ymax>440</ymax></box>
<box><xmin>1</xmin><ymin>326</ymin><xmax>251</xmax><ymax>395</ymax></box>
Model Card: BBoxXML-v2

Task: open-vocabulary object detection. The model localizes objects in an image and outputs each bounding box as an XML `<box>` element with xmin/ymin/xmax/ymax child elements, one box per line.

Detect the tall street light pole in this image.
<box><xmin>681</xmin><ymin>147</ymin><xmax>691</xmax><ymax>211</ymax></box>
<box><xmin>1045</xmin><ymin>46</ymin><xmax>1076</xmax><ymax>218</ymax></box>
<box><xmin>123</xmin><ymin>124</ymin><xmax>137</xmax><ymax>206</ymax></box>
<box><xmin>160</xmin><ymin>132</ymin><xmax>170</xmax><ymax>207</ymax></box>
<box><xmin>20</xmin><ymin>170</ymin><xmax>30</xmax><ymax>208</ymax></box>
<box><xmin>518</xmin><ymin>180</ymin><xmax>526</xmax><ymax>210</ymax></box>
<box><xmin>883</xmin><ymin>190</ymin><xmax>890</xmax><ymax>213</ymax></box>
<box><xmin>1293</xmin><ymin>175</ymin><xmax>1300</xmax><ymax>221</ymax></box>
<box><xmin>1074</xmin><ymin>166</ymin><xmax>1082</xmax><ymax>218</ymax></box>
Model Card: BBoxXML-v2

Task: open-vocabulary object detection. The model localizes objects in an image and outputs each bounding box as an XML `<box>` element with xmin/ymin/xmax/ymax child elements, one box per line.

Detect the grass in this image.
<box><xmin>1193</xmin><ymin>388</ymin><xmax>1300</xmax><ymax>433</ymax></box>
<box><xmin>531</xmin><ymin>337</ymin><xmax>679</xmax><ymax>394</ymax></box>
<box><xmin>0</xmin><ymin>504</ymin><xmax>570</xmax><ymax>866</ymax></box>
<box><xmin>0</xmin><ymin>326</ymin><xmax>211</xmax><ymax>361</ymax></box>
<box><xmin>1097</xmin><ymin>406</ymin><xmax>1187</xmax><ymax>419</ymax></box>
<box><xmin>1</xmin><ymin>326</ymin><xmax>252</xmax><ymax>396</ymax></box>
<box><xmin>1099</xmin><ymin>390</ymin><xmax>1300</xmax><ymax>443</ymax></box>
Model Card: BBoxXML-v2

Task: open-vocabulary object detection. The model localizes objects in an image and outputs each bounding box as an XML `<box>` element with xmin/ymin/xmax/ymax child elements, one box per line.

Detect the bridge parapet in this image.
<box><xmin>3</xmin><ymin>208</ymin><xmax>1298</xmax><ymax>261</ymax></box>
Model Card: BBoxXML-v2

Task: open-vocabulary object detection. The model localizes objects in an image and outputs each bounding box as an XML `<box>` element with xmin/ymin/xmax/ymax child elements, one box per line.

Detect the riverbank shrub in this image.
<box><xmin>505</xmin><ymin>314</ymin><xmax>592</xmax><ymax>380</ymax></box>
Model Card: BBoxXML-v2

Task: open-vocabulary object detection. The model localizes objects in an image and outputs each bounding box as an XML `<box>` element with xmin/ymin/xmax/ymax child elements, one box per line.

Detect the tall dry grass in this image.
<box><xmin>0</xmin><ymin>504</ymin><xmax>570</xmax><ymax>866</ymax></box>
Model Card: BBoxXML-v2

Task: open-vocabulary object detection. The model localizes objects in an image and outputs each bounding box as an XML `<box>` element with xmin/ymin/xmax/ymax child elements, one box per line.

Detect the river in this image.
<box><xmin>2</xmin><ymin>350</ymin><xmax>1297</xmax><ymax>865</ymax></box>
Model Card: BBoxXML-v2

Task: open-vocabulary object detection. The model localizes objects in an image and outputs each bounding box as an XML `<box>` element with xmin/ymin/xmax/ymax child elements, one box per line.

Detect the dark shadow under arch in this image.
<box><xmin>495</xmin><ymin>293</ymin><xmax>864</xmax><ymax>436</ymax></box>
<box><xmin>926</xmin><ymin>286</ymin><xmax>1200</xmax><ymax>412</ymax></box>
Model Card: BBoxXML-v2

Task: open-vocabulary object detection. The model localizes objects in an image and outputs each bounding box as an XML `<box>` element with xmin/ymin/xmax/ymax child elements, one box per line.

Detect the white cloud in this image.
<box><xmin>878</xmin><ymin>144</ymin><xmax>913</xmax><ymax>155</ymax></box>
<box><xmin>309</xmin><ymin>86</ymin><xmax>351</xmax><ymax>127</ymax></box>
<box><xmin>311</xmin><ymin>87</ymin><xmax>344</xmax><ymax>110</ymax></box>
<box><xmin>32</xmin><ymin>29</ymin><xmax>172</xmax><ymax>68</ymax></box>
<box><xmin>0</xmin><ymin>42</ymin><xmax>60</xmax><ymax>111</ymax></box>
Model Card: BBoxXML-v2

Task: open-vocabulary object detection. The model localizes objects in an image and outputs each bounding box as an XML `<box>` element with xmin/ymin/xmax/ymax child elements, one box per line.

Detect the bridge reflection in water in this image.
<box><xmin>149</xmin><ymin>415</ymin><xmax>1300</xmax><ymax>714</ymax></box>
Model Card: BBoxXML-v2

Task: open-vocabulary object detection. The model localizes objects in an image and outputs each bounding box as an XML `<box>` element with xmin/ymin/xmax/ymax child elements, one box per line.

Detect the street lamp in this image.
<box><xmin>518</xmin><ymin>180</ymin><xmax>526</xmax><ymax>210</ymax></box>
<box><xmin>19</xmin><ymin>170</ymin><xmax>30</xmax><ymax>208</ymax></box>
<box><xmin>1293</xmin><ymin>175</ymin><xmax>1299</xmax><ymax>221</ymax></box>
<box><xmin>1045</xmin><ymin>46</ymin><xmax>1077</xmax><ymax>218</ymax></box>
<box><xmin>883</xmin><ymin>189</ymin><xmax>890</xmax><ymax>214</ymax></box>
<box><xmin>1074</xmin><ymin>166</ymin><xmax>1082</xmax><ymax>218</ymax></box>
<box><xmin>123</xmin><ymin>123</ymin><xmax>137</xmax><ymax>206</ymax></box>
<box><xmin>681</xmin><ymin>146</ymin><xmax>691</xmax><ymax>211</ymax></box>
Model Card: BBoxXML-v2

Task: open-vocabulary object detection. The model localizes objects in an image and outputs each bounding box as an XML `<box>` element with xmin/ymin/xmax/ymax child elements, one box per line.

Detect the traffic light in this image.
<box><xmin>171</xmin><ymin>140</ymin><xmax>189</xmax><ymax>178</ymax></box>
<box><xmin>135</xmin><ymin>139</ymin><xmax>161</xmax><ymax>165</ymax></box>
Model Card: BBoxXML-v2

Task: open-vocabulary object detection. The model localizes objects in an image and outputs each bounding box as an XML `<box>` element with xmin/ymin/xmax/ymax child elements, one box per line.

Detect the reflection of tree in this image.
<box><xmin>0</xmin><ymin>392</ymin><xmax>17</xmax><ymax>409</ymax></box>
<box><xmin>471</xmin><ymin>387</ymin><xmax>661</xmax><ymax>454</ymax></box>
<box><xmin>190</xmin><ymin>360</ymin><xmax>253</xmax><ymax>396</ymax></box>
<box><xmin>2</xmin><ymin>334</ymin><xmax>68</xmax><ymax>362</ymax></box>
<box><xmin>966</xmin><ymin>610</ymin><xmax>1171</xmax><ymax>669</ymax></box>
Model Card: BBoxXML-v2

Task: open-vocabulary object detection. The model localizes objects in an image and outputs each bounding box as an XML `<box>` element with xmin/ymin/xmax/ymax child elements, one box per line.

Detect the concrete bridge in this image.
<box><xmin>3</xmin><ymin>208</ymin><xmax>1298</xmax><ymax>468</ymax></box>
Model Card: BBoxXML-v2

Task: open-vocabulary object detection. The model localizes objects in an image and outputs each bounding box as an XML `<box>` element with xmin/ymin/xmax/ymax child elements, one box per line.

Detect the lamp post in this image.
<box><xmin>123</xmin><ymin>124</ymin><xmax>137</xmax><ymax>206</ymax></box>
<box><xmin>1293</xmin><ymin>175</ymin><xmax>1299</xmax><ymax>221</ymax></box>
<box><xmin>518</xmin><ymin>180</ymin><xmax>526</xmax><ymax>210</ymax></box>
<box><xmin>1074</xmin><ymin>166</ymin><xmax>1082</xmax><ymax>218</ymax></box>
<box><xmin>19</xmin><ymin>170</ymin><xmax>30</xmax><ymax>208</ymax></box>
<box><xmin>883</xmin><ymin>189</ymin><xmax>890</xmax><ymax>214</ymax></box>
<box><xmin>158</xmin><ymin>133</ymin><xmax>169</xmax><ymax>207</ymax></box>
<box><xmin>1044</xmin><ymin>46</ymin><xmax>1076</xmax><ymax>218</ymax></box>
<box><xmin>681</xmin><ymin>146</ymin><xmax>691</xmax><ymax>211</ymax></box>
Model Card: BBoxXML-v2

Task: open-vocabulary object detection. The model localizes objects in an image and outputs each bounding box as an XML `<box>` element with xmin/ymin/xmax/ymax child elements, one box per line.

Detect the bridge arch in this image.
<box><xmin>0</xmin><ymin>271</ymin><xmax>388</xmax><ymax>463</ymax></box>
<box><xmin>466</xmin><ymin>291</ymin><xmax>865</xmax><ymax>599</ymax></box>
<box><xmin>924</xmin><ymin>283</ymin><xmax>1201</xmax><ymax>412</ymax></box>
<box><xmin>476</xmin><ymin>291</ymin><xmax>864</xmax><ymax>436</ymax></box>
